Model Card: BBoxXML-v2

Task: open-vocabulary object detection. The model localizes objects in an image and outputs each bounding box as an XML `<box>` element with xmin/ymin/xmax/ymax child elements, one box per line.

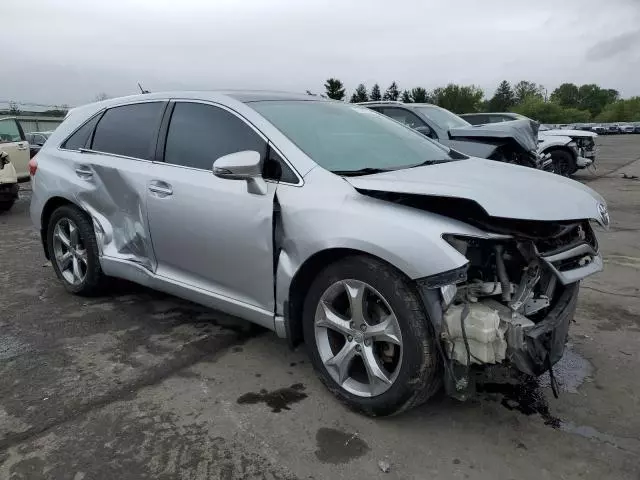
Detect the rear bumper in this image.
<box><xmin>0</xmin><ymin>182</ymin><xmax>19</xmax><ymax>201</ymax></box>
<box><xmin>508</xmin><ymin>283</ymin><xmax>579</xmax><ymax>376</ymax></box>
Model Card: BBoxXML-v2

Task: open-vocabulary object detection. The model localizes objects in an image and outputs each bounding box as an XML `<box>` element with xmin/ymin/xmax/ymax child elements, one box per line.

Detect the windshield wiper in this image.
<box><xmin>331</xmin><ymin>167</ymin><xmax>392</xmax><ymax>176</ymax></box>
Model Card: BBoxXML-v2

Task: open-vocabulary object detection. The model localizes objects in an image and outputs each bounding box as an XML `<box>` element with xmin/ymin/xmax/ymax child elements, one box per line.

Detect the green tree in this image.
<box><xmin>550</xmin><ymin>83</ymin><xmax>580</xmax><ymax>108</ymax></box>
<box><xmin>432</xmin><ymin>84</ymin><xmax>484</xmax><ymax>113</ymax></box>
<box><xmin>324</xmin><ymin>78</ymin><xmax>346</xmax><ymax>100</ymax></box>
<box><xmin>487</xmin><ymin>80</ymin><xmax>515</xmax><ymax>111</ymax></box>
<box><xmin>350</xmin><ymin>83</ymin><xmax>369</xmax><ymax>103</ymax></box>
<box><xmin>410</xmin><ymin>87</ymin><xmax>430</xmax><ymax>103</ymax></box>
<box><xmin>94</xmin><ymin>92</ymin><xmax>110</xmax><ymax>102</ymax></box>
<box><xmin>596</xmin><ymin>97</ymin><xmax>640</xmax><ymax>122</ymax></box>
<box><xmin>383</xmin><ymin>81</ymin><xmax>400</xmax><ymax>101</ymax></box>
<box><xmin>370</xmin><ymin>83</ymin><xmax>382</xmax><ymax>101</ymax></box>
<box><xmin>513</xmin><ymin>98</ymin><xmax>591</xmax><ymax>124</ymax></box>
<box><xmin>400</xmin><ymin>90</ymin><xmax>412</xmax><ymax>103</ymax></box>
<box><xmin>513</xmin><ymin>80</ymin><xmax>545</xmax><ymax>104</ymax></box>
<box><xmin>578</xmin><ymin>84</ymin><xmax>619</xmax><ymax>117</ymax></box>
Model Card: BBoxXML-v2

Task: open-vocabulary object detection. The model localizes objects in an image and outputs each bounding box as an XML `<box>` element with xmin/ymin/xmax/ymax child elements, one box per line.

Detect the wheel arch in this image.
<box><xmin>39</xmin><ymin>196</ymin><xmax>80</xmax><ymax>259</ymax></box>
<box><xmin>541</xmin><ymin>144</ymin><xmax>577</xmax><ymax>160</ymax></box>
<box><xmin>284</xmin><ymin>247</ymin><xmax>413</xmax><ymax>348</ymax></box>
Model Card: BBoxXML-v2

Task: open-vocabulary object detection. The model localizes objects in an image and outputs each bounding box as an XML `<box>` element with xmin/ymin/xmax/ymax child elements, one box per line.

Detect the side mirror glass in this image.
<box><xmin>213</xmin><ymin>150</ymin><xmax>267</xmax><ymax>195</ymax></box>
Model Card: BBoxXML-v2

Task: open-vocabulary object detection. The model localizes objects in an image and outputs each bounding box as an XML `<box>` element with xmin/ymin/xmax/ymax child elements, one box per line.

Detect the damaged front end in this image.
<box><xmin>419</xmin><ymin>220</ymin><xmax>602</xmax><ymax>399</ymax></box>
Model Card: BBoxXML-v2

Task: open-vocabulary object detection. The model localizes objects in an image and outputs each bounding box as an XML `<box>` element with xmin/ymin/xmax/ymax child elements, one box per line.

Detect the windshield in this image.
<box><xmin>416</xmin><ymin>106</ymin><xmax>470</xmax><ymax>130</ymax></box>
<box><xmin>250</xmin><ymin>101</ymin><xmax>459</xmax><ymax>173</ymax></box>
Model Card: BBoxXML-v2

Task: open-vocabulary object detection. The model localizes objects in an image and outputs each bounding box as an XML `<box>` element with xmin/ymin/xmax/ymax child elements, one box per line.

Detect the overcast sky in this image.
<box><xmin>2</xmin><ymin>0</ymin><xmax>640</xmax><ymax>108</ymax></box>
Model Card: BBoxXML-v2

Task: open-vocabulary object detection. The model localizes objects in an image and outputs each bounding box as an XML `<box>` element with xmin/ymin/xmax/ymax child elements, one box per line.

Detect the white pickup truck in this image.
<box><xmin>460</xmin><ymin>113</ymin><xmax>597</xmax><ymax>176</ymax></box>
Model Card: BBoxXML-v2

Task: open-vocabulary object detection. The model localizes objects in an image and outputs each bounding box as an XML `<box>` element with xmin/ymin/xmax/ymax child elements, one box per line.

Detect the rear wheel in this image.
<box><xmin>303</xmin><ymin>256</ymin><xmax>441</xmax><ymax>416</ymax></box>
<box><xmin>549</xmin><ymin>149</ymin><xmax>577</xmax><ymax>177</ymax></box>
<box><xmin>47</xmin><ymin>205</ymin><xmax>108</xmax><ymax>296</ymax></box>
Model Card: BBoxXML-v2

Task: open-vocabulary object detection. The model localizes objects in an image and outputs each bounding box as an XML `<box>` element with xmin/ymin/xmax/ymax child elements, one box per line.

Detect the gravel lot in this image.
<box><xmin>1</xmin><ymin>135</ymin><xmax>639</xmax><ymax>480</ymax></box>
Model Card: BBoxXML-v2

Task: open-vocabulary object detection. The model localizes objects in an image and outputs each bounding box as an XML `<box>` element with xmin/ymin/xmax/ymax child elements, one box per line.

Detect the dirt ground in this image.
<box><xmin>1</xmin><ymin>135</ymin><xmax>639</xmax><ymax>480</ymax></box>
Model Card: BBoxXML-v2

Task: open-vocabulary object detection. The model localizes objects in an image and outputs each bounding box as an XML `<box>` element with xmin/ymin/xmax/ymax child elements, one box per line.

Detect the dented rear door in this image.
<box><xmin>74</xmin><ymin>101</ymin><xmax>167</xmax><ymax>271</ymax></box>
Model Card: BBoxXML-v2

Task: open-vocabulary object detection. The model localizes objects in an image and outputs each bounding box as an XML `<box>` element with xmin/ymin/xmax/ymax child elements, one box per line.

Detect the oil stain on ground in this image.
<box><xmin>315</xmin><ymin>427</ymin><xmax>370</xmax><ymax>464</ymax></box>
<box><xmin>236</xmin><ymin>383</ymin><xmax>307</xmax><ymax>412</ymax></box>
<box><xmin>477</xmin><ymin>376</ymin><xmax>561</xmax><ymax>428</ymax></box>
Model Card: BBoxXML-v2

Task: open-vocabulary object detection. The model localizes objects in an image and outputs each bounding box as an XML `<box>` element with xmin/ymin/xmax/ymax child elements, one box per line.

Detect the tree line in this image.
<box><xmin>320</xmin><ymin>78</ymin><xmax>640</xmax><ymax>123</ymax></box>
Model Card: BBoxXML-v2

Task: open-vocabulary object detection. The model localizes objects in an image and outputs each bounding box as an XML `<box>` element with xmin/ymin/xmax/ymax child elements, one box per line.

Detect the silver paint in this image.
<box><xmin>30</xmin><ymin>91</ymin><xmax>607</xmax><ymax>338</ymax></box>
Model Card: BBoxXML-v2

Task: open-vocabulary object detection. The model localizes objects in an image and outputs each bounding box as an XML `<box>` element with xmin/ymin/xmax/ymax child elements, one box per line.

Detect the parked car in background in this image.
<box><xmin>460</xmin><ymin>112</ymin><xmax>597</xmax><ymax>176</ymax></box>
<box><xmin>619</xmin><ymin>123</ymin><xmax>636</xmax><ymax>134</ymax></box>
<box><xmin>606</xmin><ymin>124</ymin><xmax>620</xmax><ymax>135</ymax></box>
<box><xmin>25</xmin><ymin>131</ymin><xmax>53</xmax><ymax>158</ymax></box>
<box><xmin>30</xmin><ymin>91</ymin><xmax>607</xmax><ymax>415</ymax></box>
<box><xmin>362</xmin><ymin>102</ymin><xmax>543</xmax><ymax>170</ymax></box>
<box><xmin>0</xmin><ymin>117</ymin><xmax>30</xmax><ymax>181</ymax></box>
<box><xmin>634</xmin><ymin>123</ymin><xmax>640</xmax><ymax>134</ymax></box>
<box><xmin>592</xmin><ymin>124</ymin><xmax>606</xmax><ymax>135</ymax></box>
<box><xmin>0</xmin><ymin>151</ymin><xmax>19</xmax><ymax>212</ymax></box>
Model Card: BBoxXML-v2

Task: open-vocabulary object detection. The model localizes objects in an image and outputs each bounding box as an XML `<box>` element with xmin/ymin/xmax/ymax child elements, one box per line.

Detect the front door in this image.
<box><xmin>146</xmin><ymin>101</ymin><xmax>276</xmax><ymax>314</ymax></box>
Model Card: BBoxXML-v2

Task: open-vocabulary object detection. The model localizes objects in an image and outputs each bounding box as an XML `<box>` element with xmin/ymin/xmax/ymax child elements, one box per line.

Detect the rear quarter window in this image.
<box><xmin>61</xmin><ymin>113</ymin><xmax>103</xmax><ymax>150</ymax></box>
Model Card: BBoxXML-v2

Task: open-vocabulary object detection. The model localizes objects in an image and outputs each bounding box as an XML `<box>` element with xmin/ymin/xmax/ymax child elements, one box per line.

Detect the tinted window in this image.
<box><xmin>381</xmin><ymin>108</ymin><xmax>426</xmax><ymax>129</ymax></box>
<box><xmin>92</xmin><ymin>102</ymin><xmax>164</xmax><ymax>159</ymax></box>
<box><xmin>164</xmin><ymin>102</ymin><xmax>266</xmax><ymax>170</ymax></box>
<box><xmin>250</xmin><ymin>101</ymin><xmax>458</xmax><ymax>173</ymax></box>
<box><xmin>62</xmin><ymin>114</ymin><xmax>102</xmax><ymax>150</ymax></box>
<box><xmin>0</xmin><ymin>119</ymin><xmax>21</xmax><ymax>143</ymax></box>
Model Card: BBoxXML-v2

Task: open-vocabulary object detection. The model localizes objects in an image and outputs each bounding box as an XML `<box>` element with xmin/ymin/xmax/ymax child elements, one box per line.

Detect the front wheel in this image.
<box><xmin>303</xmin><ymin>256</ymin><xmax>441</xmax><ymax>416</ymax></box>
<box><xmin>549</xmin><ymin>149</ymin><xmax>577</xmax><ymax>177</ymax></box>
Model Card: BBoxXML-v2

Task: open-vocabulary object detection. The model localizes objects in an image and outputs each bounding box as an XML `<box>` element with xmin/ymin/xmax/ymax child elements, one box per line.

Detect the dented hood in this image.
<box><xmin>449</xmin><ymin>119</ymin><xmax>539</xmax><ymax>153</ymax></box>
<box><xmin>346</xmin><ymin>158</ymin><xmax>605</xmax><ymax>222</ymax></box>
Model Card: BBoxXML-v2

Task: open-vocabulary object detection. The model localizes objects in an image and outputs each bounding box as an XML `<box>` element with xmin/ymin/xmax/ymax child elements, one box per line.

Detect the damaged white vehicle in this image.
<box><xmin>30</xmin><ymin>92</ymin><xmax>607</xmax><ymax>416</ymax></box>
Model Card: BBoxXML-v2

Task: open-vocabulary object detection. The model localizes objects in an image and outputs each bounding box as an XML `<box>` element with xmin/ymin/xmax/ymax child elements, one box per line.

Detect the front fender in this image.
<box><xmin>274</xmin><ymin>168</ymin><xmax>491</xmax><ymax>314</ymax></box>
<box><xmin>538</xmin><ymin>134</ymin><xmax>572</xmax><ymax>152</ymax></box>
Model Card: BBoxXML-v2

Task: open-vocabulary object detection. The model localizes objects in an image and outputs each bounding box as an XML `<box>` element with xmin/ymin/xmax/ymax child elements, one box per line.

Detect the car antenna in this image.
<box><xmin>138</xmin><ymin>82</ymin><xmax>150</xmax><ymax>94</ymax></box>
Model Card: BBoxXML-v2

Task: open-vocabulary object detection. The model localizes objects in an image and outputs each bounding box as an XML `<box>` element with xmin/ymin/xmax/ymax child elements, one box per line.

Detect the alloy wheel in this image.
<box><xmin>52</xmin><ymin>218</ymin><xmax>88</xmax><ymax>286</ymax></box>
<box><xmin>314</xmin><ymin>279</ymin><xmax>403</xmax><ymax>397</ymax></box>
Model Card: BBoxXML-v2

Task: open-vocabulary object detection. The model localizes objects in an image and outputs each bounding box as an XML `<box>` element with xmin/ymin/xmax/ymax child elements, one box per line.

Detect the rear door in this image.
<box><xmin>146</xmin><ymin>101</ymin><xmax>276</xmax><ymax>313</ymax></box>
<box><xmin>70</xmin><ymin>101</ymin><xmax>166</xmax><ymax>270</ymax></box>
<box><xmin>0</xmin><ymin>118</ymin><xmax>30</xmax><ymax>179</ymax></box>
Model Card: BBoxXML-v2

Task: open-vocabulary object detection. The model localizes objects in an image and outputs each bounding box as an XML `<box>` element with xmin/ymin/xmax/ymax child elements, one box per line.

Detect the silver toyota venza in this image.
<box><xmin>30</xmin><ymin>92</ymin><xmax>608</xmax><ymax>415</ymax></box>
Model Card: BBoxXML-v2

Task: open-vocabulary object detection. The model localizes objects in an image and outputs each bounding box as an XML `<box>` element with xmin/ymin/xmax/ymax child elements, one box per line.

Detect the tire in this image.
<box><xmin>549</xmin><ymin>149</ymin><xmax>577</xmax><ymax>177</ymax></box>
<box><xmin>47</xmin><ymin>205</ymin><xmax>108</xmax><ymax>296</ymax></box>
<box><xmin>303</xmin><ymin>255</ymin><xmax>441</xmax><ymax>416</ymax></box>
<box><xmin>0</xmin><ymin>199</ymin><xmax>15</xmax><ymax>212</ymax></box>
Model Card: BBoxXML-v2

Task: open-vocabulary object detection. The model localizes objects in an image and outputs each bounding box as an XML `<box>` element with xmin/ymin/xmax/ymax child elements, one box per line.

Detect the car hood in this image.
<box><xmin>346</xmin><ymin>158</ymin><xmax>605</xmax><ymax>222</ymax></box>
<box><xmin>541</xmin><ymin>129</ymin><xmax>597</xmax><ymax>138</ymax></box>
<box><xmin>449</xmin><ymin>119</ymin><xmax>539</xmax><ymax>153</ymax></box>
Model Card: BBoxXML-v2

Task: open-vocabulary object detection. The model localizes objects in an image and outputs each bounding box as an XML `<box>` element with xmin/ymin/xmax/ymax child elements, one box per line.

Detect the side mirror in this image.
<box><xmin>414</xmin><ymin>125</ymin><xmax>434</xmax><ymax>138</ymax></box>
<box><xmin>213</xmin><ymin>150</ymin><xmax>267</xmax><ymax>195</ymax></box>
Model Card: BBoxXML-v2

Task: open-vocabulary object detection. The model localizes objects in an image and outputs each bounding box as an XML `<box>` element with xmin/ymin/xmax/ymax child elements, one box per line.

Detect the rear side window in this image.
<box><xmin>62</xmin><ymin>114</ymin><xmax>102</xmax><ymax>150</ymax></box>
<box><xmin>91</xmin><ymin>102</ymin><xmax>165</xmax><ymax>160</ymax></box>
<box><xmin>164</xmin><ymin>102</ymin><xmax>266</xmax><ymax>170</ymax></box>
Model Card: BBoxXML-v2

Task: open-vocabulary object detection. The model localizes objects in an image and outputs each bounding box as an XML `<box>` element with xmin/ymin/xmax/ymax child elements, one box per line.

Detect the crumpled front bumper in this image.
<box><xmin>508</xmin><ymin>283</ymin><xmax>579</xmax><ymax>376</ymax></box>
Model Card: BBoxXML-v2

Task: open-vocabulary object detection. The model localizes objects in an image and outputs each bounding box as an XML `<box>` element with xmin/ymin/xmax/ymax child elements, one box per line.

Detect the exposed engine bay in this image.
<box><xmin>436</xmin><ymin>220</ymin><xmax>600</xmax><ymax>398</ymax></box>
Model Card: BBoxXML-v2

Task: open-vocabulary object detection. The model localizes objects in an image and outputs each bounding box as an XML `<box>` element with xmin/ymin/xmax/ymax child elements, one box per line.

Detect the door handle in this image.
<box><xmin>75</xmin><ymin>166</ymin><xmax>93</xmax><ymax>179</ymax></box>
<box><xmin>16</xmin><ymin>142</ymin><xmax>28</xmax><ymax>150</ymax></box>
<box><xmin>149</xmin><ymin>181</ymin><xmax>173</xmax><ymax>197</ymax></box>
